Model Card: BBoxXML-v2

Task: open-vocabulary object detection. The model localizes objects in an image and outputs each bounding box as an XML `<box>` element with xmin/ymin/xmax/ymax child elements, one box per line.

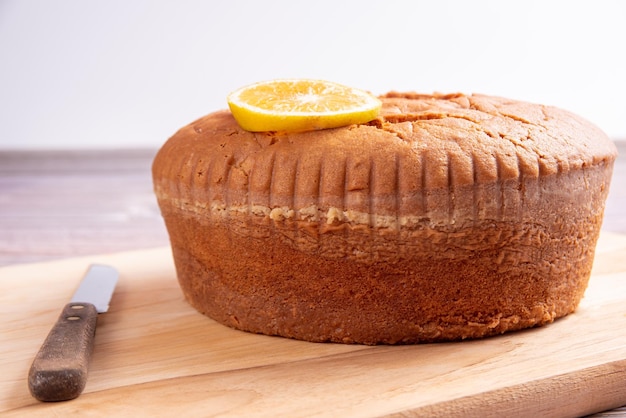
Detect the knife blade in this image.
<box><xmin>28</xmin><ymin>264</ymin><xmax>119</xmax><ymax>402</ymax></box>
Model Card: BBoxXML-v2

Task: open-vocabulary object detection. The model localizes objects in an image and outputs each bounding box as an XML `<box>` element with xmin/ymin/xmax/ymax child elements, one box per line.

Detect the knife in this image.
<box><xmin>28</xmin><ymin>264</ymin><xmax>119</xmax><ymax>402</ymax></box>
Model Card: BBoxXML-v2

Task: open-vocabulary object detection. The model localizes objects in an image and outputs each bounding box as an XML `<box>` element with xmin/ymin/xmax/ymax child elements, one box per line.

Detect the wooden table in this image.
<box><xmin>1</xmin><ymin>143</ymin><xmax>625</xmax><ymax>416</ymax></box>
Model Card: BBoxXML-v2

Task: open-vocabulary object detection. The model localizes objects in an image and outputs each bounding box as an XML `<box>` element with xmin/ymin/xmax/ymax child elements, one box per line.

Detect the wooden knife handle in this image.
<box><xmin>28</xmin><ymin>302</ymin><xmax>98</xmax><ymax>402</ymax></box>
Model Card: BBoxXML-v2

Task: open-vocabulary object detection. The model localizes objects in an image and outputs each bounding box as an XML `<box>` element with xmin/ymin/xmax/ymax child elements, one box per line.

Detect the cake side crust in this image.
<box><xmin>157</xmin><ymin>165</ymin><xmax>611</xmax><ymax>344</ymax></box>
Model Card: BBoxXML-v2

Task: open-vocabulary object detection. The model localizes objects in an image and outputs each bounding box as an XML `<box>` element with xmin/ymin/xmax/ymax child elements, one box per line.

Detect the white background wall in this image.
<box><xmin>1</xmin><ymin>0</ymin><xmax>624</xmax><ymax>150</ymax></box>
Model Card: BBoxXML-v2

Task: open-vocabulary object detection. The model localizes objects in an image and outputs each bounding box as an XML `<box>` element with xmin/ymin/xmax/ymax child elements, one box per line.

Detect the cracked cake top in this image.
<box><xmin>153</xmin><ymin>92</ymin><xmax>617</xmax><ymax>220</ymax></box>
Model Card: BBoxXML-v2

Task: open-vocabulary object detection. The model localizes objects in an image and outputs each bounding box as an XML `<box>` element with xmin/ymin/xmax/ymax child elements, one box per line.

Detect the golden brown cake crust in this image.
<box><xmin>153</xmin><ymin>92</ymin><xmax>617</xmax><ymax>344</ymax></box>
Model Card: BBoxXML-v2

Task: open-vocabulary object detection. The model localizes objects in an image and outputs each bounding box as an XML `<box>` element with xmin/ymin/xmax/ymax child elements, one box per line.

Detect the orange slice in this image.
<box><xmin>227</xmin><ymin>79</ymin><xmax>382</xmax><ymax>132</ymax></box>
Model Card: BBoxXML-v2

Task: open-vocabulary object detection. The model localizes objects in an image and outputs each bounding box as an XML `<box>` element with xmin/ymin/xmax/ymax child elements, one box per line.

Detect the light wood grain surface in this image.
<box><xmin>0</xmin><ymin>142</ymin><xmax>625</xmax><ymax>416</ymax></box>
<box><xmin>1</xmin><ymin>232</ymin><xmax>626</xmax><ymax>417</ymax></box>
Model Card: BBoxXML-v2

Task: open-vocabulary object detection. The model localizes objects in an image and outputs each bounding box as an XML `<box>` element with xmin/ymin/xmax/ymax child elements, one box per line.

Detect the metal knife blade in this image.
<box><xmin>70</xmin><ymin>264</ymin><xmax>118</xmax><ymax>313</ymax></box>
<box><xmin>28</xmin><ymin>264</ymin><xmax>119</xmax><ymax>402</ymax></box>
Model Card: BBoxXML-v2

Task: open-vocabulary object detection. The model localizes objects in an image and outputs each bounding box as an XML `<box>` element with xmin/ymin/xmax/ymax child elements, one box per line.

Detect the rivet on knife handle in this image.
<box><xmin>28</xmin><ymin>302</ymin><xmax>98</xmax><ymax>402</ymax></box>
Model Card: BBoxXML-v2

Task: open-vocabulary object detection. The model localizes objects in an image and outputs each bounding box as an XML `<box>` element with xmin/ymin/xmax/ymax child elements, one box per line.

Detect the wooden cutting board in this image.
<box><xmin>2</xmin><ymin>232</ymin><xmax>626</xmax><ymax>417</ymax></box>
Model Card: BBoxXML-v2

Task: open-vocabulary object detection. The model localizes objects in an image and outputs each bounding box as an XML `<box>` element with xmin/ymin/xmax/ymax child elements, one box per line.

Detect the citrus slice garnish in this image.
<box><xmin>227</xmin><ymin>79</ymin><xmax>382</xmax><ymax>132</ymax></box>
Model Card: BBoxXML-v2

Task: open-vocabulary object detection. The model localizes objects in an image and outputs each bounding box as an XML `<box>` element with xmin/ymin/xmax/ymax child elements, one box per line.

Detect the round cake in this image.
<box><xmin>152</xmin><ymin>92</ymin><xmax>617</xmax><ymax>345</ymax></box>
